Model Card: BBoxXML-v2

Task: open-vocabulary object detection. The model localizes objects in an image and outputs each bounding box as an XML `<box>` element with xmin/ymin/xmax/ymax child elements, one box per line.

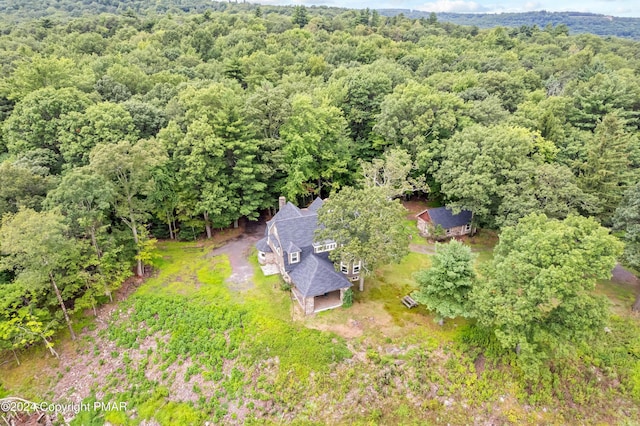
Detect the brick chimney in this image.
<box><xmin>278</xmin><ymin>196</ymin><xmax>286</xmax><ymax>210</ymax></box>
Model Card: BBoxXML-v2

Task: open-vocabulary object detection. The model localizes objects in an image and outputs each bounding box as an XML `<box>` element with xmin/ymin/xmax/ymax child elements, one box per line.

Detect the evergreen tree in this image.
<box><xmin>292</xmin><ymin>6</ymin><xmax>309</xmax><ymax>28</ymax></box>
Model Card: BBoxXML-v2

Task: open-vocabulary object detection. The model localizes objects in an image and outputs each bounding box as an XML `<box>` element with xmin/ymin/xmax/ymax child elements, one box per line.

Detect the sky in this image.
<box><xmin>253</xmin><ymin>0</ymin><xmax>640</xmax><ymax>17</ymax></box>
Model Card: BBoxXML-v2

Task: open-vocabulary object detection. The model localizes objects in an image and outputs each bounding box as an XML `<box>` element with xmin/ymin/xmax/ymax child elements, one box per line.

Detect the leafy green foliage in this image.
<box><xmin>316</xmin><ymin>187</ymin><xmax>408</xmax><ymax>280</ymax></box>
<box><xmin>0</xmin><ymin>5</ymin><xmax>639</xmax><ymax>420</ymax></box>
<box><xmin>413</xmin><ymin>240</ymin><xmax>475</xmax><ymax>322</ymax></box>
<box><xmin>342</xmin><ymin>288</ymin><xmax>353</xmax><ymax>308</ymax></box>
<box><xmin>471</xmin><ymin>214</ymin><xmax>623</xmax><ymax>377</ymax></box>
<box><xmin>280</xmin><ymin>94</ymin><xmax>351</xmax><ymax>202</ymax></box>
<box><xmin>0</xmin><ymin>209</ymin><xmax>87</xmax><ymax>341</ymax></box>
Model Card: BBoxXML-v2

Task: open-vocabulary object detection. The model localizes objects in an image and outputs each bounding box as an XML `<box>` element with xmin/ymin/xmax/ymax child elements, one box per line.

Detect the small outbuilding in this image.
<box><xmin>416</xmin><ymin>206</ymin><xmax>474</xmax><ymax>239</ymax></box>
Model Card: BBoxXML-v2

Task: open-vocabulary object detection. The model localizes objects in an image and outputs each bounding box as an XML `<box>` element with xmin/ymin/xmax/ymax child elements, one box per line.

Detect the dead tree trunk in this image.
<box><xmin>128</xmin><ymin>210</ymin><xmax>144</xmax><ymax>277</ymax></box>
<box><xmin>204</xmin><ymin>212</ymin><xmax>212</xmax><ymax>239</ymax></box>
<box><xmin>359</xmin><ymin>275</ymin><xmax>364</xmax><ymax>292</ymax></box>
<box><xmin>49</xmin><ymin>271</ymin><xmax>76</xmax><ymax>341</ymax></box>
<box><xmin>167</xmin><ymin>212</ymin><xmax>174</xmax><ymax>240</ymax></box>
<box><xmin>633</xmin><ymin>293</ymin><xmax>640</xmax><ymax>312</ymax></box>
<box><xmin>42</xmin><ymin>335</ymin><xmax>59</xmax><ymax>358</ymax></box>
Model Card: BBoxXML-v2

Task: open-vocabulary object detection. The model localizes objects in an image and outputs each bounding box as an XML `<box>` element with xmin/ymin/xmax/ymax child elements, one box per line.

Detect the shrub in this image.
<box><xmin>342</xmin><ymin>288</ymin><xmax>353</xmax><ymax>308</ymax></box>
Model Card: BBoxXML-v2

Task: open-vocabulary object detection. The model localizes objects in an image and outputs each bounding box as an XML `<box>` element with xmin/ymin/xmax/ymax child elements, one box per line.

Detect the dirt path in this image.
<box><xmin>409</xmin><ymin>243</ymin><xmax>436</xmax><ymax>255</ymax></box>
<box><xmin>611</xmin><ymin>263</ymin><xmax>639</xmax><ymax>285</ymax></box>
<box><xmin>611</xmin><ymin>263</ymin><xmax>640</xmax><ymax>311</ymax></box>
<box><xmin>208</xmin><ymin>226</ymin><xmax>264</xmax><ymax>291</ymax></box>
<box><xmin>409</xmin><ymin>242</ymin><xmax>485</xmax><ymax>255</ymax></box>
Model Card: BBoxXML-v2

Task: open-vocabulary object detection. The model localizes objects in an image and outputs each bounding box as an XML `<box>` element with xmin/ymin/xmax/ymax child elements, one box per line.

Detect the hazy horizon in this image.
<box><xmin>253</xmin><ymin>0</ymin><xmax>640</xmax><ymax>18</ymax></box>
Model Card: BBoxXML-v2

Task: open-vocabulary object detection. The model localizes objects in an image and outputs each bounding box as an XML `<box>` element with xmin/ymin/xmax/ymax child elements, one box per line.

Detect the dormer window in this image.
<box><xmin>290</xmin><ymin>251</ymin><xmax>300</xmax><ymax>264</ymax></box>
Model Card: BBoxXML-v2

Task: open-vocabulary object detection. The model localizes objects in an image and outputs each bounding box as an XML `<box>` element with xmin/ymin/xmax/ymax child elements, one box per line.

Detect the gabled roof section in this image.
<box><xmin>289</xmin><ymin>253</ymin><xmax>351</xmax><ymax>297</ymax></box>
<box><xmin>306</xmin><ymin>197</ymin><xmax>324</xmax><ymax>213</ymax></box>
<box><xmin>256</xmin><ymin>237</ymin><xmax>271</xmax><ymax>253</ymax></box>
<box><xmin>287</xmin><ymin>241</ymin><xmax>301</xmax><ymax>254</ymax></box>
<box><xmin>273</xmin><ymin>202</ymin><xmax>303</xmax><ymax>221</ymax></box>
<box><xmin>417</xmin><ymin>207</ymin><xmax>472</xmax><ymax>229</ymax></box>
<box><xmin>277</xmin><ymin>215</ymin><xmax>318</xmax><ymax>252</ymax></box>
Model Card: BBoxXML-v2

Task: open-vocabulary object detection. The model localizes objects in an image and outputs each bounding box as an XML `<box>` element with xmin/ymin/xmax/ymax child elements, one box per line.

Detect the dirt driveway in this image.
<box><xmin>208</xmin><ymin>225</ymin><xmax>264</xmax><ymax>291</ymax></box>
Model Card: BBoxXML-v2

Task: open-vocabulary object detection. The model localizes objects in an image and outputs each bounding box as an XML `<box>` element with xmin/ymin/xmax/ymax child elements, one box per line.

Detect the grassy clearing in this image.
<box><xmin>2</xmin><ymin>237</ymin><xmax>640</xmax><ymax>425</ymax></box>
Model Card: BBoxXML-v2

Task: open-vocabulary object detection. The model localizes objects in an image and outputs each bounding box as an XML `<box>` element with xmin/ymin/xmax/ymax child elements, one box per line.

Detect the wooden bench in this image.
<box><xmin>402</xmin><ymin>295</ymin><xmax>419</xmax><ymax>309</ymax></box>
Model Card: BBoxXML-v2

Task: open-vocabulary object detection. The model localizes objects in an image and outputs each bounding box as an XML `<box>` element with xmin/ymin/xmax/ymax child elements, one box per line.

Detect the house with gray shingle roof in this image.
<box><xmin>256</xmin><ymin>197</ymin><xmax>356</xmax><ymax>315</ymax></box>
<box><xmin>416</xmin><ymin>206</ymin><xmax>474</xmax><ymax>239</ymax></box>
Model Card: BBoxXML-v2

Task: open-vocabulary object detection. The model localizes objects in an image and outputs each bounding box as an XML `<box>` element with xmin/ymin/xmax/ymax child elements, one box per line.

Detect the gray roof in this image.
<box><xmin>277</xmin><ymin>215</ymin><xmax>318</xmax><ymax>255</ymax></box>
<box><xmin>256</xmin><ymin>197</ymin><xmax>351</xmax><ymax>297</ymax></box>
<box><xmin>420</xmin><ymin>207</ymin><xmax>472</xmax><ymax>229</ymax></box>
<box><xmin>289</xmin><ymin>252</ymin><xmax>351</xmax><ymax>297</ymax></box>
<box><xmin>256</xmin><ymin>237</ymin><xmax>271</xmax><ymax>253</ymax></box>
<box><xmin>273</xmin><ymin>202</ymin><xmax>303</xmax><ymax>221</ymax></box>
<box><xmin>287</xmin><ymin>241</ymin><xmax>301</xmax><ymax>253</ymax></box>
<box><xmin>306</xmin><ymin>197</ymin><xmax>324</xmax><ymax>213</ymax></box>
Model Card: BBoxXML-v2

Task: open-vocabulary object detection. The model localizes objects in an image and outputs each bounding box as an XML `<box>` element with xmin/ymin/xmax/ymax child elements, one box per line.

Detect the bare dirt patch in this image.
<box><xmin>402</xmin><ymin>200</ymin><xmax>431</xmax><ymax>218</ymax></box>
<box><xmin>611</xmin><ymin>263</ymin><xmax>640</xmax><ymax>287</ymax></box>
<box><xmin>312</xmin><ymin>318</ymin><xmax>364</xmax><ymax>339</ymax></box>
<box><xmin>307</xmin><ymin>300</ymin><xmax>399</xmax><ymax>340</ymax></box>
<box><xmin>208</xmin><ymin>230</ymin><xmax>263</xmax><ymax>292</ymax></box>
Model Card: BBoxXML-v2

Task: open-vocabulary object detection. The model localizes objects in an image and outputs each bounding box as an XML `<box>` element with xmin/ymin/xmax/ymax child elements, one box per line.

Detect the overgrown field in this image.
<box><xmin>1</xmin><ymin>238</ymin><xmax>640</xmax><ymax>425</ymax></box>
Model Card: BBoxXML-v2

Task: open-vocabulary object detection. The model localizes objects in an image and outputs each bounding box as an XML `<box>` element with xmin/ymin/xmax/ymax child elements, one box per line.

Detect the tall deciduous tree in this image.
<box><xmin>174</xmin><ymin>119</ymin><xmax>231</xmax><ymax>237</ymax></box>
<box><xmin>435</xmin><ymin>124</ymin><xmax>558</xmax><ymax>227</ymax></box>
<box><xmin>316</xmin><ymin>187</ymin><xmax>408</xmax><ymax>291</ymax></box>
<box><xmin>0</xmin><ymin>209</ymin><xmax>84</xmax><ymax>340</ymax></box>
<box><xmin>329</xmin><ymin>65</ymin><xmax>397</xmax><ymax>159</ymax></box>
<box><xmin>58</xmin><ymin>102</ymin><xmax>139</xmax><ymax>167</ymax></box>
<box><xmin>280</xmin><ymin>94</ymin><xmax>351</xmax><ymax>203</ymax></box>
<box><xmin>45</xmin><ymin>167</ymin><xmax>114</xmax><ymax>260</ymax></box>
<box><xmin>90</xmin><ymin>139</ymin><xmax>167</xmax><ymax>276</ymax></box>
<box><xmin>373</xmin><ymin>81</ymin><xmax>465</xmax><ymax>170</ymax></box>
<box><xmin>413</xmin><ymin>240</ymin><xmax>475</xmax><ymax>324</ymax></box>
<box><xmin>0</xmin><ymin>161</ymin><xmax>55</xmax><ymax>217</ymax></box>
<box><xmin>360</xmin><ymin>148</ymin><xmax>428</xmax><ymax>199</ymax></box>
<box><xmin>471</xmin><ymin>214</ymin><xmax>622</xmax><ymax>377</ymax></box>
<box><xmin>3</xmin><ymin>55</ymin><xmax>93</xmax><ymax>101</ymax></box>
<box><xmin>2</xmin><ymin>87</ymin><xmax>91</xmax><ymax>168</ymax></box>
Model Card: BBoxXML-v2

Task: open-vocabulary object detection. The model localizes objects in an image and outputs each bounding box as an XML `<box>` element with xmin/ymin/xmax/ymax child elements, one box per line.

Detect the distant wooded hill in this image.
<box><xmin>378</xmin><ymin>10</ymin><xmax>640</xmax><ymax>40</ymax></box>
<box><xmin>1</xmin><ymin>1</ymin><xmax>639</xmax><ymax>40</ymax></box>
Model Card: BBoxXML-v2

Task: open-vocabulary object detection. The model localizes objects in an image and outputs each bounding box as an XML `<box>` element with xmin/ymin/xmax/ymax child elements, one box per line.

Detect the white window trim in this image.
<box><xmin>313</xmin><ymin>241</ymin><xmax>337</xmax><ymax>253</ymax></box>
<box><xmin>290</xmin><ymin>252</ymin><xmax>299</xmax><ymax>264</ymax></box>
<box><xmin>340</xmin><ymin>261</ymin><xmax>349</xmax><ymax>274</ymax></box>
<box><xmin>352</xmin><ymin>261</ymin><xmax>361</xmax><ymax>274</ymax></box>
<box><xmin>464</xmin><ymin>223</ymin><xmax>471</xmax><ymax>232</ymax></box>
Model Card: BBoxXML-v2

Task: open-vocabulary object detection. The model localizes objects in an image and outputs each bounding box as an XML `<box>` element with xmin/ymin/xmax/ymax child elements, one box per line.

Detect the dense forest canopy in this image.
<box><xmin>0</xmin><ymin>0</ymin><xmax>639</xmax><ymax>361</ymax></box>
